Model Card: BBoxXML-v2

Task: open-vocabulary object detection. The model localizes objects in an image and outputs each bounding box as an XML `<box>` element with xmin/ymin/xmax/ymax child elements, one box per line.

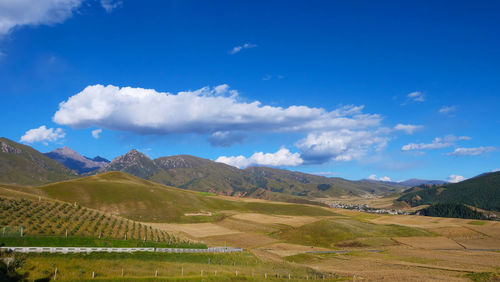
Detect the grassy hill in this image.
<box><xmin>275</xmin><ymin>218</ymin><xmax>433</xmax><ymax>248</ymax></box>
<box><xmin>397</xmin><ymin>171</ymin><xmax>500</xmax><ymax>211</ymax></box>
<box><xmin>0</xmin><ymin>138</ymin><xmax>75</xmax><ymax>185</ymax></box>
<box><xmin>1</xmin><ymin>172</ymin><xmax>337</xmax><ymax>223</ymax></box>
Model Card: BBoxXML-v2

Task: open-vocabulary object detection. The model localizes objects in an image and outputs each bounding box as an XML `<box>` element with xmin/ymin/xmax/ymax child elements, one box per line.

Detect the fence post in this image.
<box><xmin>215</xmin><ymin>270</ymin><xmax>217</xmax><ymax>276</ymax></box>
<box><xmin>201</xmin><ymin>270</ymin><xmax>203</xmax><ymax>276</ymax></box>
<box><xmin>20</xmin><ymin>226</ymin><xmax>23</xmax><ymax>237</ymax></box>
<box><xmin>92</xmin><ymin>272</ymin><xmax>95</xmax><ymax>279</ymax></box>
<box><xmin>54</xmin><ymin>267</ymin><xmax>57</xmax><ymax>280</ymax></box>
<box><xmin>155</xmin><ymin>270</ymin><xmax>158</xmax><ymax>277</ymax></box>
<box><xmin>235</xmin><ymin>270</ymin><xmax>238</xmax><ymax>276</ymax></box>
<box><xmin>265</xmin><ymin>273</ymin><xmax>267</xmax><ymax>279</ymax></box>
<box><xmin>121</xmin><ymin>268</ymin><xmax>124</xmax><ymax>277</ymax></box>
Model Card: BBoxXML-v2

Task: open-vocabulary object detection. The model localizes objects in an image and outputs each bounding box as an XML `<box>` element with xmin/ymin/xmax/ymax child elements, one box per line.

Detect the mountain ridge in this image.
<box><xmin>44</xmin><ymin>146</ymin><xmax>109</xmax><ymax>174</ymax></box>
<box><xmin>96</xmin><ymin>149</ymin><xmax>407</xmax><ymax>198</ymax></box>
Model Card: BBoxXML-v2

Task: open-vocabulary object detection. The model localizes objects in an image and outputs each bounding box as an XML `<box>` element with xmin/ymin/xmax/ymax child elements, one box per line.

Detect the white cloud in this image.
<box><xmin>216</xmin><ymin>148</ymin><xmax>303</xmax><ymax>169</ymax></box>
<box><xmin>394</xmin><ymin>123</ymin><xmax>423</xmax><ymax>134</ymax></box>
<box><xmin>53</xmin><ymin>84</ymin><xmax>381</xmax><ymax>136</ymax></box>
<box><xmin>446</xmin><ymin>146</ymin><xmax>497</xmax><ymax>156</ymax></box>
<box><xmin>402</xmin><ymin>91</ymin><xmax>425</xmax><ymax>104</ymax></box>
<box><xmin>401</xmin><ymin>135</ymin><xmax>471</xmax><ymax>151</ymax></box>
<box><xmin>100</xmin><ymin>0</ymin><xmax>122</xmax><ymax>12</ymax></box>
<box><xmin>447</xmin><ymin>174</ymin><xmax>466</xmax><ymax>183</ymax></box>
<box><xmin>439</xmin><ymin>106</ymin><xmax>457</xmax><ymax>115</ymax></box>
<box><xmin>229</xmin><ymin>43</ymin><xmax>257</xmax><ymax>54</ymax></box>
<box><xmin>91</xmin><ymin>128</ymin><xmax>102</xmax><ymax>139</ymax></box>
<box><xmin>368</xmin><ymin>174</ymin><xmax>392</xmax><ymax>182</ymax></box>
<box><xmin>296</xmin><ymin>129</ymin><xmax>388</xmax><ymax>163</ymax></box>
<box><xmin>492</xmin><ymin>168</ymin><xmax>500</xmax><ymax>173</ymax></box>
<box><xmin>20</xmin><ymin>125</ymin><xmax>65</xmax><ymax>144</ymax></box>
<box><xmin>0</xmin><ymin>0</ymin><xmax>84</xmax><ymax>36</ymax></box>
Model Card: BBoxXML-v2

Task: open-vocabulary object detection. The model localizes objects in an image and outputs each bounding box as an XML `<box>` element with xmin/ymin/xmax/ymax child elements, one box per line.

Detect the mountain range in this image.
<box><xmin>96</xmin><ymin>149</ymin><xmax>408</xmax><ymax>198</ymax></box>
<box><xmin>0</xmin><ymin>137</ymin><xmax>471</xmax><ymax>202</ymax></box>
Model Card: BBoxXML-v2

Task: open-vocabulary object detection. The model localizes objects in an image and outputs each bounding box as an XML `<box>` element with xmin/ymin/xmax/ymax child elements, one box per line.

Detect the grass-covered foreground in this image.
<box><xmin>9</xmin><ymin>251</ymin><xmax>339</xmax><ymax>281</ymax></box>
<box><xmin>0</xmin><ymin>236</ymin><xmax>205</xmax><ymax>248</ymax></box>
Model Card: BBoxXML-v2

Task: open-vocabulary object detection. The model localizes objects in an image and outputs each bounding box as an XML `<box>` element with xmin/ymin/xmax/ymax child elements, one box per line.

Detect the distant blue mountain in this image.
<box><xmin>44</xmin><ymin>147</ymin><xmax>109</xmax><ymax>174</ymax></box>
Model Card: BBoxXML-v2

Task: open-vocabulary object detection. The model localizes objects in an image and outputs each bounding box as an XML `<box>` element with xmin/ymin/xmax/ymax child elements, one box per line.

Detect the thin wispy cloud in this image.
<box><xmin>229</xmin><ymin>43</ymin><xmax>257</xmax><ymax>54</ymax></box>
<box><xmin>446</xmin><ymin>146</ymin><xmax>497</xmax><ymax>156</ymax></box>
<box><xmin>262</xmin><ymin>74</ymin><xmax>284</xmax><ymax>81</ymax></box>
<box><xmin>394</xmin><ymin>124</ymin><xmax>423</xmax><ymax>134</ymax></box>
<box><xmin>401</xmin><ymin>135</ymin><xmax>470</xmax><ymax>151</ymax></box>
<box><xmin>402</xmin><ymin>91</ymin><xmax>425</xmax><ymax>105</ymax></box>
<box><xmin>439</xmin><ymin>106</ymin><xmax>457</xmax><ymax>115</ymax></box>
<box><xmin>100</xmin><ymin>0</ymin><xmax>122</xmax><ymax>12</ymax></box>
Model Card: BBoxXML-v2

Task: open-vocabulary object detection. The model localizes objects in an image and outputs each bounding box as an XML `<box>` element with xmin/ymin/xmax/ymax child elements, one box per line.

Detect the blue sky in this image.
<box><xmin>1</xmin><ymin>0</ymin><xmax>499</xmax><ymax>182</ymax></box>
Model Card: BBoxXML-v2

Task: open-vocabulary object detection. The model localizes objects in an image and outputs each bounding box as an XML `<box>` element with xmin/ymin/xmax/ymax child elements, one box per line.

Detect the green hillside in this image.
<box><xmin>4</xmin><ymin>172</ymin><xmax>336</xmax><ymax>223</ymax></box>
<box><xmin>101</xmin><ymin>151</ymin><xmax>404</xmax><ymax>199</ymax></box>
<box><xmin>397</xmin><ymin>171</ymin><xmax>500</xmax><ymax>211</ymax></box>
<box><xmin>0</xmin><ymin>137</ymin><xmax>75</xmax><ymax>185</ymax></box>
<box><xmin>419</xmin><ymin>203</ymin><xmax>486</xmax><ymax>220</ymax></box>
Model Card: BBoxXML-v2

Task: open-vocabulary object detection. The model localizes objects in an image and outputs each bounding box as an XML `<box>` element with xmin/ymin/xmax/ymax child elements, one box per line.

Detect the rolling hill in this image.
<box><xmin>397</xmin><ymin>171</ymin><xmax>500</xmax><ymax>211</ymax></box>
<box><xmin>0</xmin><ymin>137</ymin><xmax>75</xmax><ymax>185</ymax></box>
<box><xmin>0</xmin><ymin>171</ymin><xmax>336</xmax><ymax>223</ymax></box>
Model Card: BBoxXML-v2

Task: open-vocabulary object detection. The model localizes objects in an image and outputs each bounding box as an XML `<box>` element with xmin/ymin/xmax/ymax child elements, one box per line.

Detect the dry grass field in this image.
<box><xmin>146</xmin><ymin>203</ymin><xmax>500</xmax><ymax>281</ymax></box>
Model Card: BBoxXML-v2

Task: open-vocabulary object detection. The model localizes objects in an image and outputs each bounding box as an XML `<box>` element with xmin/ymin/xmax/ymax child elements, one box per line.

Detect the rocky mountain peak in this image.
<box><xmin>0</xmin><ymin>140</ymin><xmax>21</xmax><ymax>154</ymax></box>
